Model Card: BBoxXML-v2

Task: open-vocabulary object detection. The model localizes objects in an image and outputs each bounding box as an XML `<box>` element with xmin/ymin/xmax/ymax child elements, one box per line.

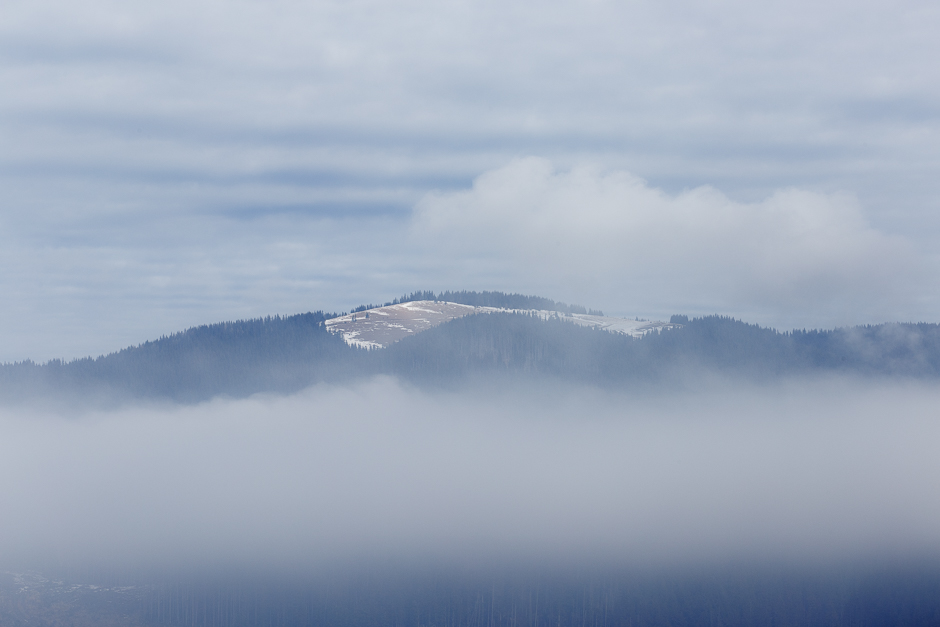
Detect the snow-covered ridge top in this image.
<box><xmin>325</xmin><ymin>300</ymin><xmax>677</xmax><ymax>349</ymax></box>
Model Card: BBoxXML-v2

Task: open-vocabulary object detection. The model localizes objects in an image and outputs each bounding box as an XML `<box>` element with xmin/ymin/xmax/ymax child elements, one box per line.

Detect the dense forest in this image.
<box><xmin>0</xmin><ymin>312</ymin><xmax>364</xmax><ymax>404</ymax></box>
<box><xmin>383</xmin><ymin>312</ymin><xmax>940</xmax><ymax>385</ymax></box>
<box><xmin>2</xmin><ymin>291</ymin><xmax>940</xmax><ymax>404</ymax></box>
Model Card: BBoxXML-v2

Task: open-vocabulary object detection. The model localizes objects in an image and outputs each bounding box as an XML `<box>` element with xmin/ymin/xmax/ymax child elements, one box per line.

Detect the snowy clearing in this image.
<box><xmin>325</xmin><ymin>301</ymin><xmax>677</xmax><ymax>348</ymax></box>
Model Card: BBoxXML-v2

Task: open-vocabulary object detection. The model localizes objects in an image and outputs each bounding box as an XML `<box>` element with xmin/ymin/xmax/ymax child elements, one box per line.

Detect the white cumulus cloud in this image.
<box><xmin>414</xmin><ymin>157</ymin><xmax>923</xmax><ymax>327</ymax></box>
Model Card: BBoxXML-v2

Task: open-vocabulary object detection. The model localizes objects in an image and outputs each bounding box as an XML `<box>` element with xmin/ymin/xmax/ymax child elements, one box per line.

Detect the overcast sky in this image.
<box><xmin>2</xmin><ymin>0</ymin><xmax>939</xmax><ymax>362</ymax></box>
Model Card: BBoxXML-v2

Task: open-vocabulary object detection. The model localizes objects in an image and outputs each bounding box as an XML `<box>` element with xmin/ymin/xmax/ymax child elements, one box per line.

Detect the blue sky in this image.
<box><xmin>2</xmin><ymin>0</ymin><xmax>939</xmax><ymax>361</ymax></box>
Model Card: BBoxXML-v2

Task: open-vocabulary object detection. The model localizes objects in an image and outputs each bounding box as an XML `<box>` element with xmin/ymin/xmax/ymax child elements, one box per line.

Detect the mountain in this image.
<box><xmin>2</xmin><ymin>291</ymin><xmax>940</xmax><ymax>405</ymax></box>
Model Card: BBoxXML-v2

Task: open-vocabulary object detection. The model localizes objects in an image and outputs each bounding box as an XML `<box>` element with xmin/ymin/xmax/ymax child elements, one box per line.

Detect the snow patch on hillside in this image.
<box><xmin>326</xmin><ymin>301</ymin><xmax>678</xmax><ymax>348</ymax></box>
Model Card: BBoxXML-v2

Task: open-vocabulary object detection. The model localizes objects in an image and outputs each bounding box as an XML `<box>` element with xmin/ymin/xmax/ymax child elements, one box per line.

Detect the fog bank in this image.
<box><xmin>1</xmin><ymin>376</ymin><xmax>938</xmax><ymax>572</ymax></box>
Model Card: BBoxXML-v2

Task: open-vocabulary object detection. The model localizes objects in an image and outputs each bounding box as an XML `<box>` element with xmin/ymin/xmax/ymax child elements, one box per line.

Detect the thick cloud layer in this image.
<box><xmin>2</xmin><ymin>377</ymin><xmax>939</xmax><ymax>572</ymax></box>
<box><xmin>2</xmin><ymin>0</ymin><xmax>940</xmax><ymax>361</ymax></box>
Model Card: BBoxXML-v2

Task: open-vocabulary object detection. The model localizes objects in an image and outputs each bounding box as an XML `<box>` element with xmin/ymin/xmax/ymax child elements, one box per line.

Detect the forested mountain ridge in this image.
<box><xmin>2</xmin><ymin>291</ymin><xmax>940</xmax><ymax>405</ymax></box>
<box><xmin>0</xmin><ymin>312</ymin><xmax>363</xmax><ymax>404</ymax></box>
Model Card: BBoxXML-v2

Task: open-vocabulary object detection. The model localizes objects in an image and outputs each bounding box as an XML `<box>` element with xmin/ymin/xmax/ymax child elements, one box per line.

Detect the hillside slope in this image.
<box><xmin>383</xmin><ymin>313</ymin><xmax>940</xmax><ymax>385</ymax></box>
<box><xmin>0</xmin><ymin>312</ymin><xmax>363</xmax><ymax>404</ymax></box>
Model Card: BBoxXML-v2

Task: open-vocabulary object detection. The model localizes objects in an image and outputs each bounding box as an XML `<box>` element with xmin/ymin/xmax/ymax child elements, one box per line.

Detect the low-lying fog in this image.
<box><xmin>2</xmin><ymin>376</ymin><xmax>939</xmax><ymax>573</ymax></box>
